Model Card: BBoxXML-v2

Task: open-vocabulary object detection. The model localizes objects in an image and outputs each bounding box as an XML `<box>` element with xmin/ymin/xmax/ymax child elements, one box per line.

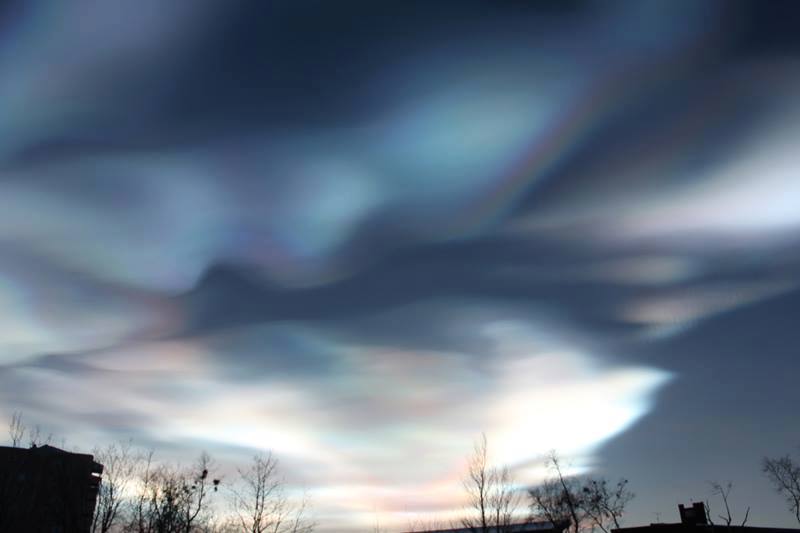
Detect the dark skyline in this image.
<box><xmin>0</xmin><ymin>1</ymin><xmax>799</xmax><ymax>531</ymax></box>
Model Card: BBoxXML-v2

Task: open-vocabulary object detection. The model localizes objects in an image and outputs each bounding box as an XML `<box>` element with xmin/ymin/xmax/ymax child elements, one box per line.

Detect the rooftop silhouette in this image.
<box><xmin>0</xmin><ymin>444</ymin><xmax>103</xmax><ymax>533</ymax></box>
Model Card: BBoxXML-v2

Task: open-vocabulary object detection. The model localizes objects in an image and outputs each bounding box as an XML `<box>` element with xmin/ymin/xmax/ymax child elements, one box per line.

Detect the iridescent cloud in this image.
<box><xmin>0</xmin><ymin>309</ymin><xmax>670</xmax><ymax>528</ymax></box>
<box><xmin>0</xmin><ymin>1</ymin><xmax>798</xmax><ymax>531</ymax></box>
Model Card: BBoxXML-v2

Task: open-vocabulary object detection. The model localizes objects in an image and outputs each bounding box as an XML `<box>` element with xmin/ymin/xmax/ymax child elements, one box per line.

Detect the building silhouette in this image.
<box><xmin>0</xmin><ymin>444</ymin><xmax>103</xmax><ymax>533</ymax></box>
<box><xmin>612</xmin><ymin>502</ymin><xmax>799</xmax><ymax>533</ymax></box>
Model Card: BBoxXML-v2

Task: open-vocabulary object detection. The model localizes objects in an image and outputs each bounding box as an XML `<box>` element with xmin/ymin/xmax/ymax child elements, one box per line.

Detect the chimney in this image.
<box><xmin>679</xmin><ymin>502</ymin><xmax>708</xmax><ymax>526</ymax></box>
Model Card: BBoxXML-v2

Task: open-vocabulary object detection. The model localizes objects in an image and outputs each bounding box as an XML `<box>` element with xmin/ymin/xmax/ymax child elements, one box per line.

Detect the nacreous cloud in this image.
<box><xmin>0</xmin><ymin>303</ymin><xmax>671</xmax><ymax>528</ymax></box>
<box><xmin>0</xmin><ymin>2</ymin><xmax>797</xmax><ymax>531</ymax></box>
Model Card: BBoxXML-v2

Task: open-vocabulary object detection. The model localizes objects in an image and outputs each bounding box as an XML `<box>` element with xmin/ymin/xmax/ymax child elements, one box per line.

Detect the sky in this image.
<box><xmin>0</xmin><ymin>1</ymin><xmax>799</xmax><ymax>531</ymax></box>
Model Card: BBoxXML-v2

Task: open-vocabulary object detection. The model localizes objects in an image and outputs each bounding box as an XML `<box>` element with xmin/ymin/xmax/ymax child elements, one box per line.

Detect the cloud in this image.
<box><xmin>0</xmin><ymin>304</ymin><xmax>670</xmax><ymax>527</ymax></box>
<box><xmin>620</xmin><ymin>280</ymin><xmax>799</xmax><ymax>338</ymax></box>
<box><xmin>0</xmin><ymin>246</ymin><xmax>177</xmax><ymax>365</ymax></box>
<box><xmin>509</xmin><ymin>63</ymin><xmax>800</xmax><ymax>252</ymax></box>
<box><xmin>0</xmin><ymin>1</ymin><xmax>799</xmax><ymax>530</ymax></box>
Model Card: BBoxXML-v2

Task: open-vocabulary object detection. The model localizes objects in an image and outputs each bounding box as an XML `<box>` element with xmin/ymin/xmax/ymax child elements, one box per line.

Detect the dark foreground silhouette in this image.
<box><xmin>0</xmin><ymin>444</ymin><xmax>102</xmax><ymax>532</ymax></box>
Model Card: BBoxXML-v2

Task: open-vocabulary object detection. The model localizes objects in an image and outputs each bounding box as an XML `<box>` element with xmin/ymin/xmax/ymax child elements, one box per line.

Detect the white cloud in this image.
<box><xmin>0</xmin><ymin>313</ymin><xmax>670</xmax><ymax>529</ymax></box>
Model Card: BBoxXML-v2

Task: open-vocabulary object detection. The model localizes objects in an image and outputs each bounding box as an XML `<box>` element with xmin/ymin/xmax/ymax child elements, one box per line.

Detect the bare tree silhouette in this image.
<box><xmin>91</xmin><ymin>440</ymin><xmax>144</xmax><ymax>533</ymax></box>
<box><xmin>27</xmin><ymin>424</ymin><xmax>54</xmax><ymax>448</ymax></box>
<box><xmin>763</xmin><ymin>453</ymin><xmax>800</xmax><ymax>525</ymax></box>
<box><xmin>529</xmin><ymin>452</ymin><xmax>633</xmax><ymax>533</ymax></box>
<box><xmin>529</xmin><ymin>453</ymin><xmax>585</xmax><ymax>533</ymax></box>
<box><xmin>4</xmin><ymin>413</ymin><xmax>321</xmax><ymax>532</ymax></box>
<box><xmin>125</xmin><ymin>451</ymin><xmax>219</xmax><ymax>533</ymax></box>
<box><xmin>229</xmin><ymin>451</ymin><xmax>314</xmax><ymax>533</ymax></box>
<box><xmin>705</xmin><ymin>481</ymin><xmax>749</xmax><ymax>528</ymax></box>
<box><xmin>8</xmin><ymin>411</ymin><xmax>25</xmax><ymax>447</ymax></box>
<box><xmin>461</xmin><ymin>433</ymin><xmax>525</xmax><ymax>533</ymax></box>
<box><xmin>582</xmin><ymin>477</ymin><xmax>634</xmax><ymax>533</ymax></box>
